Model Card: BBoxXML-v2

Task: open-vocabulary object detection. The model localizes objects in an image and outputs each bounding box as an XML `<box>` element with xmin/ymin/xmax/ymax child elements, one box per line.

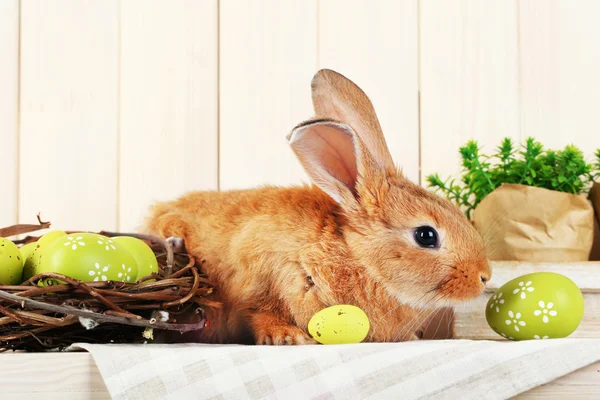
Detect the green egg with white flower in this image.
<box><xmin>486</xmin><ymin>272</ymin><xmax>584</xmax><ymax>341</ymax></box>
<box><xmin>38</xmin><ymin>233</ymin><xmax>138</xmax><ymax>284</ymax></box>
<box><xmin>0</xmin><ymin>237</ymin><xmax>23</xmax><ymax>285</ymax></box>
<box><xmin>111</xmin><ymin>236</ymin><xmax>158</xmax><ymax>281</ymax></box>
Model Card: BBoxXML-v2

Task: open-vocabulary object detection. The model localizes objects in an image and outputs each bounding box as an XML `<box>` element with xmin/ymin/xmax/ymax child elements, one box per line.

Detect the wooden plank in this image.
<box><xmin>119</xmin><ymin>0</ymin><xmax>218</xmax><ymax>232</ymax></box>
<box><xmin>519</xmin><ymin>0</ymin><xmax>600</xmax><ymax>157</ymax></box>
<box><xmin>219</xmin><ymin>0</ymin><xmax>316</xmax><ymax>190</ymax></box>
<box><xmin>516</xmin><ymin>361</ymin><xmax>600</xmax><ymax>399</ymax></box>
<box><xmin>0</xmin><ymin>1</ymin><xmax>19</xmax><ymax>228</ymax></box>
<box><xmin>318</xmin><ymin>0</ymin><xmax>419</xmax><ymax>182</ymax></box>
<box><xmin>419</xmin><ymin>0</ymin><xmax>520</xmax><ymax>182</ymax></box>
<box><xmin>0</xmin><ymin>353</ymin><xmax>109</xmax><ymax>399</ymax></box>
<box><xmin>19</xmin><ymin>0</ymin><xmax>119</xmax><ymax>233</ymax></box>
<box><xmin>486</xmin><ymin>261</ymin><xmax>600</xmax><ymax>292</ymax></box>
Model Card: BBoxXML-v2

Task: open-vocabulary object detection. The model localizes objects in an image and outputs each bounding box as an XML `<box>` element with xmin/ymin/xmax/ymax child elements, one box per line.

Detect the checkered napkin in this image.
<box><xmin>70</xmin><ymin>338</ymin><xmax>600</xmax><ymax>400</ymax></box>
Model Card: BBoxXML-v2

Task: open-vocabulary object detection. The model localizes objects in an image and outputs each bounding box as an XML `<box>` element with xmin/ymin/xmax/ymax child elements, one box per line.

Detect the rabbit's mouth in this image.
<box><xmin>431</xmin><ymin>270</ymin><xmax>490</xmax><ymax>304</ymax></box>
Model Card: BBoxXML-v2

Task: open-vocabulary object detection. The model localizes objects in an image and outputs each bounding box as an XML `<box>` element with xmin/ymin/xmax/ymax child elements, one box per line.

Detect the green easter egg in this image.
<box><xmin>21</xmin><ymin>230</ymin><xmax>67</xmax><ymax>281</ymax></box>
<box><xmin>39</xmin><ymin>233</ymin><xmax>138</xmax><ymax>284</ymax></box>
<box><xmin>19</xmin><ymin>242</ymin><xmax>36</xmax><ymax>266</ymax></box>
<box><xmin>112</xmin><ymin>236</ymin><xmax>158</xmax><ymax>282</ymax></box>
<box><xmin>486</xmin><ymin>272</ymin><xmax>584</xmax><ymax>341</ymax></box>
<box><xmin>0</xmin><ymin>238</ymin><xmax>24</xmax><ymax>285</ymax></box>
<box><xmin>38</xmin><ymin>230</ymin><xmax>67</xmax><ymax>247</ymax></box>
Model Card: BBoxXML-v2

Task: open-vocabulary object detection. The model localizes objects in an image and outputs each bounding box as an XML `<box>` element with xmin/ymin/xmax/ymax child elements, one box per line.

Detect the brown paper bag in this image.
<box><xmin>472</xmin><ymin>183</ymin><xmax>594</xmax><ymax>262</ymax></box>
<box><xmin>590</xmin><ymin>182</ymin><xmax>600</xmax><ymax>261</ymax></box>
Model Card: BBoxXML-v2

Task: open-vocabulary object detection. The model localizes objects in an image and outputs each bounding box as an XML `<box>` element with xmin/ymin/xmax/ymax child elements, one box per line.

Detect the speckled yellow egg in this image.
<box><xmin>308</xmin><ymin>305</ymin><xmax>370</xmax><ymax>344</ymax></box>
<box><xmin>486</xmin><ymin>272</ymin><xmax>584</xmax><ymax>341</ymax></box>
<box><xmin>0</xmin><ymin>238</ymin><xmax>23</xmax><ymax>285</ymax></box>
<box><xmin>111</xmin><ymin>236</ymin><xmax>158</xmax><ymax>282</ymax></box>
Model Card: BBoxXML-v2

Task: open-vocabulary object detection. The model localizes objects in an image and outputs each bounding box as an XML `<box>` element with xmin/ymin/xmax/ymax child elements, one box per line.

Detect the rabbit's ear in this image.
<box><xmin>287</xmin><ymin>118</ymin><xmax>373</xmax><ymax>207</ymax></box>
<box><xmin>311</xmin><ymin>69</ymin><xmax>394</xmax><ymax>171</ymax></box>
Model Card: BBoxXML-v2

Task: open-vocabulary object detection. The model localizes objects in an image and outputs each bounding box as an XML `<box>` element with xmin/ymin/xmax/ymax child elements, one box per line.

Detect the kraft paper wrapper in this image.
<box><xmin>472</xmin><ymin>184</ymin><xmax>594</xmax><ymax>262</ymax></box>
<box><xmin>590</xmin><ymin>182</ymin><xmax>600</xmax><ymax>261</ymax></box>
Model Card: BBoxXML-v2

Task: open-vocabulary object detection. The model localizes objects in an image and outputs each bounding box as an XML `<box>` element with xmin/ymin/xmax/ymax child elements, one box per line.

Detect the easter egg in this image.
<box><xmin>308</xmin><ymin>305</ymin><xmax>370</xmax><ymax>344</ymax></box>
<box><xmin>21</xmin><ymin>230</ymin><xmax>67</xmax><ymax>281</ymax></box>
<box><xmin>38</xmin><ymin>233</ymin><xmax>138</xmax><ymax>284</ymax></box>
<box><xmin>19</xmin><ymin>242</ymin><xmax>36</xmax><ymax>266</ymax></box>
<box><xmin>112</xmin><ymin>236</ymin><xmax>158</xmax><ymax>281</ymax></box>
<box><xmin>486</xmin><ymin>272</ymin><xmax>584</xmax><ymax>341</ymax></box>
<box><xmin>0</xmin><ymin>238</ymin><xmax>23</xmax><ymax>285</ymax></box>
<box><xmin>38</xmin><ymin>230</ymin><xmax>67</xmax><ymax>247</ymax></box>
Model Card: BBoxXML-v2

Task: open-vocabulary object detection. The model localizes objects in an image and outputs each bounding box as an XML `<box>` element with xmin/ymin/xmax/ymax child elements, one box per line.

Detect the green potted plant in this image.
<box><xmin>427</xmin><ymin>138</ymin><xmax>597</xmax><ymax>262</ymax></box>
<box><xmin>590</xmin><ymin>150</ymin><xmax>600</xmax><ymax>261</ymax></box>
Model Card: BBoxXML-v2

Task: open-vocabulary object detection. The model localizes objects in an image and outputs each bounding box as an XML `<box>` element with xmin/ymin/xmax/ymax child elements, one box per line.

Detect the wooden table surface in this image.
<box><xmin>0</xmin><ymin>352</ymin><xmax>597</xmax><ymax>399</ymax></box>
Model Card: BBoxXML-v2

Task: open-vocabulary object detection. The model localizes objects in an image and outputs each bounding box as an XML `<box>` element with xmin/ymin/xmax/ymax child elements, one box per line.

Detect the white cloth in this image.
<box><xmin>70</xmin><ymin>338</ymin><xmax>600</xmax><ymax>400</ymax></box>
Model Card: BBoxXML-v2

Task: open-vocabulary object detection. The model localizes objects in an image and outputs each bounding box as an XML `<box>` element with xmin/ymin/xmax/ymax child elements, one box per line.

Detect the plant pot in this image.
<box><xmin>472</xmin><ymin>183</ymin><xmax>594</xmax><ymax>262</ymax></box>
<box><xmin>590</xmin><ymin>182</ymin><xmax>600</xmax><ymax>261</ymax></box>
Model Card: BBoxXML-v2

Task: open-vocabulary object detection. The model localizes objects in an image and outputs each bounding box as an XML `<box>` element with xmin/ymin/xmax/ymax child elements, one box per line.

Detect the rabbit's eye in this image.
<box><xmin>414</xmin><ymin>226</ymin><xmax>438</xmax><ymax>248</ymax></box>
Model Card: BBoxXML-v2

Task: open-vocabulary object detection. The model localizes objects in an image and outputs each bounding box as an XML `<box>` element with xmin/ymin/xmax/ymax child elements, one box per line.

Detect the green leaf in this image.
<box><xmin>425</xmin><ymin>137</ymin><xmax>597</xmax><ymax>216</ymax></box>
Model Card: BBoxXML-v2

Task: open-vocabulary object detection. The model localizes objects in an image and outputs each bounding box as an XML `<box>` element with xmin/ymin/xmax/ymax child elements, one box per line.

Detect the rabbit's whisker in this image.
<box><xmin>392</xmin><ymin>294</ymin><xmax>444</xmax><ymax>342</ymax></box>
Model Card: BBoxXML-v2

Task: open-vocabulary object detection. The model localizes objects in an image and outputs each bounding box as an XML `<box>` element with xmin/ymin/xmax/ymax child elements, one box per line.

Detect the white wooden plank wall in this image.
<box><xmin>420</xmin><ymin>0</ymin><xmax>521</xmax><ymax>181</ymax></box>
<box><xmin>519</xmin><ymin>0</ymin><xmax>600</xmax><ymax>156</ymax></box>
<box><xmin>19</xmin><ymin>0</ymin><xmax>119</xmax><ymax>233</ymax></box>
<box><xmin>119</xmin><ymin>0</ymin><xmax>218</xmax><ymax>232</ymax></box>
<box><xmin>219</xmin><ymin>0</ymin><xmax>316</xmax><ymax>190</ymax></box>
<box><xmin>1</xmin><ymin>1</ymin><xmax>600</xmax><ymax>233</ymax></box>
<box><xmin>0</xmin><ymin>0</ymin><xmax>19</xmax><ymax>228</ymax></box>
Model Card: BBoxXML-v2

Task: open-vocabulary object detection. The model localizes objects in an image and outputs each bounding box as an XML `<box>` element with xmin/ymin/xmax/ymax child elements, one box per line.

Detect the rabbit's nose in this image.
<box><xmin>480</xmin><ymin>272</ymin><xmax>490</xmax><ymax>284</ymax></box>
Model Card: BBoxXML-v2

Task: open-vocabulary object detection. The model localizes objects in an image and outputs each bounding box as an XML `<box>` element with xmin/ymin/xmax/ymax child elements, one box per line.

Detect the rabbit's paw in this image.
<box><xmin>252</xmin><ymin>314</ymin><xmax>316</xmax><ymax>345</ymax></box>
<box><xmin>256</xmin><ymin>325</ymin><xmax>316</xmax><ymax>345</ymax></box>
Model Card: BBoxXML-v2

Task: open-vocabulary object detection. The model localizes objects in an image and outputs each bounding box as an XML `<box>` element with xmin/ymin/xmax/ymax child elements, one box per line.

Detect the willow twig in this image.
<box><xmin>0</xmin><ymin>214</ymin><xmax>51</xmax><ymax>238</ymax></box>
<box><xmin>128</xmin><ymin>277</ymin><xmax>193</xmax><ymax>292</ymax></box>
<box><xmin>163</xmin><ymin>267</ymin><xmax>200</xmax><ymax>308</ymax></box>
<box><xmin>24</xmin><ymin>273</ymin><xmax>134</xmax><ymax>316</ymax></box>
<box><xmin>0</xmin><ymin>326</ymin><xmax>54</xmax><ymax>341</ymax></box>
<box><xmin>91</xmin><ymin>288</ymin><xmax>185</xmax><ymax>301</ymax></box>
<box><xmin>0</xmin><ymin>289</ymin><xmax>206</xmax><ymax>333</ymax></box>
<box><xmin>167</xmin><ymin>257</ymin><xmax>196</xmax><ymax>279</ymax></box>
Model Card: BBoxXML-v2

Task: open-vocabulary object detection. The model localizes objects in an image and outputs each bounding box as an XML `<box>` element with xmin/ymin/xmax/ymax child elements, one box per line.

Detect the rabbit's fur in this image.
<box><xmin>145</xmin><ymin>69</ymin><xmax>491</xmax><ymax>345</ymax></box>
